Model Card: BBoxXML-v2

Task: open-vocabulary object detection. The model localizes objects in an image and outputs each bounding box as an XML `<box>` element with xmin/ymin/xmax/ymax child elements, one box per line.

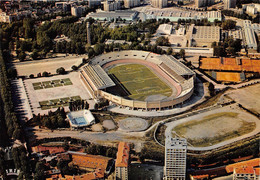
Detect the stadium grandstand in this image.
<box><xmin>80</xmin><ymin>50</ymin><xmax>195</xmax><ymax>110</ymax></box>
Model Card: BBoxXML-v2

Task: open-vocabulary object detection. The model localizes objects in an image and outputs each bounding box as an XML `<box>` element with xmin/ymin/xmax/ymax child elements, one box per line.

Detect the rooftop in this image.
<box><xmin>165</xmin><ymin>137</ymin><xmax>187</xmax><ymax>149</ymax></box>
<box><xmin>225</xmin><ymin>158</ymin><xmax>260</xmax><ymax>173</ymax></box>
<box><xmin>68</xmin><ymin>151</ymin><xmax>112</xmax><ymax>170</ymax></box>
<box><xmin>81</xmin><ymin>64</ymin><xmax>116</xmax><ymax>91</ymax></box>
<box><xmin>115</xmin><ymin>142</ymin><xmax>130</xmax><ymax>168</ymax></box>
<box><xmin>200</xmin><ymin>57</ymin><xmax>260</xmax><ymax>73</ymax></box>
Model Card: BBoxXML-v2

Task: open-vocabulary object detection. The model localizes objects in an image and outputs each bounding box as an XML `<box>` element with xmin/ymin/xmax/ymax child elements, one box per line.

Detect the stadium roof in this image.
<box><xmin>82</xmin><ymin>64</ymin><xmax>115</xmax><ymax>90</ymax></box>
<box><xmin>160</xmin><ymin>55</ymin><xmax>195</xmax><ymax>76</ymax></box>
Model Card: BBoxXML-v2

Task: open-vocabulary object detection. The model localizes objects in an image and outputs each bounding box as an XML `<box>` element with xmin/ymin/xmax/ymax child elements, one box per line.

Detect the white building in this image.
<box><xmin>103</xmin><ymin>0</ymin><xmax>121</xmax><ymax>11</ymax></box>
<box><xmin>243</xmin><ymin>20</ymin><xmax>258</xmax><ymax>50</ymax></box>
<box><xmin>124</xmin><ymin>0</ymin><xmax>140</xmax><ymax>8</ymax></box>
<box><xmin>67</xmin><ymin>110</ymin><xmax>95</xmax><ymax>128</ymax></box>
<box><xmin>243</xmin><ymin>3</ymin><xmax>260</xmax><ymax>15</ymax></box>
<box><xmin>164</xmin><ymin>137</ymin><xmax>187</xmax><ymax>180</ymax></box>
<box><xmin>151</xmin><ymin>0</ymin><xmax>168</xmax><ymax>8</ymax></box>
<box><xmin>223</xmin><ymin>0</ymin><xmax>236</xmax><ymax>9</ymax></box>
<box><xmin>71</xmin><ymin>6</ymin><xmax>86</xmax><ymax>17</ymax></box>
<box><xmin>156</xmin><ymin>24</ymin><xmax>173</xmax><ymax>35</ymax></box>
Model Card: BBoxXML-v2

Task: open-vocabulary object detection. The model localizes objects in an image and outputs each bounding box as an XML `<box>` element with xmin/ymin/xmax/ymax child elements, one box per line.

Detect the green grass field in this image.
<box><xmin>108</xmin><ymin>64</ymin><xmax>172</xmax><ymax>101</ymax></box>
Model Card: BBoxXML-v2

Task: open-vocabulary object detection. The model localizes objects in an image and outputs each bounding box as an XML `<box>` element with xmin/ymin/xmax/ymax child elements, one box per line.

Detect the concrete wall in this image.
<box><xmin>98</xmin><ymin>85</ymin><xmax>194</xmax><ymax>110</ymax></box>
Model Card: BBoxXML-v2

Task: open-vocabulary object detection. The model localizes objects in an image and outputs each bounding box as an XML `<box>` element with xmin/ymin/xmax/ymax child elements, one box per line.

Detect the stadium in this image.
<box><xmin>80</xmin><ymin>50</ymin><xmax>195</xmax><ymax>111</ymax></box>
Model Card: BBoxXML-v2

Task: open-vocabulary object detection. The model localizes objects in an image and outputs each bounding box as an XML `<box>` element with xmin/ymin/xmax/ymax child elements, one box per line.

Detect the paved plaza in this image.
<box><xmin>23</xmin><ymin>72</ymin><xmax>95</xmax><ymax>116</ymax></box>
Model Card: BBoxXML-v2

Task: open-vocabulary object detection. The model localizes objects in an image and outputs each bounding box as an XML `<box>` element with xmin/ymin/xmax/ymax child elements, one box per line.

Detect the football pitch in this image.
<box><xmin>108</xmin><ymin>64</ymin><xmax>172</xmax><ymax>101</ymax></box>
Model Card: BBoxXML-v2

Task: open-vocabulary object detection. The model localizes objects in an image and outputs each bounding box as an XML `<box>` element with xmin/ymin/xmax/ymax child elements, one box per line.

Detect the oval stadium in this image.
<box><xmin>80</xmin><ymin>50</ymin><xmax>195</xmax><ymax>111</ymax></box>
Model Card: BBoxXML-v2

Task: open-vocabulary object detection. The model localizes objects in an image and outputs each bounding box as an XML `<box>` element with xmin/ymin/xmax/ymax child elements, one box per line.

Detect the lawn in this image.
<box><xmin>172</xmin><ymin>112</ymin><xmax>256</xmax><ymax>147</ymax></box>
<box><xmin>32</xmin><ymin>78</ymin><xmax>73</xmax><ymax>90</ymax></box>
<box><xmin>39</xmin><ymin>96</ymin><xmax>81</xmax><ymax>110</ymax></box>
<box><xmin>108</xmin><ymin>64</ymin><xmax>172</xmax><ymax>101</ymax></box>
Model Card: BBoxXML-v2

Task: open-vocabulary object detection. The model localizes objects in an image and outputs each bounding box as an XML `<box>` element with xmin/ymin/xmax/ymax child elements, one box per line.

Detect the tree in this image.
<box><xmin>155</xmin><ymin>36</ymin><xmax>170</xmax><ymax>46</ymax></box>
<box><xmin>29</xmin><ymin>74</ymin><xmax>34</xmax><ymax>78</ymax></box>
<box><xmin>50</xmin><ymin>159</ymin><xmax>57</xmax><ymax>167</ymax></box>
<box><xmin>34</xmin><ymin>161</ymin><xmax>45</xmax><ymax>180</ymax></box>
<box><xmin>179</xmin><ymin>49</ymin><xmax>185</xmax><ymax>59</ymax></box>
<box><xmin>56</xmin><ymin>67</ymin><xmax>66</xmax><ymax>74</ymax></box>
<box><xmin>166</xmin><ymin>48</ymin><xmax>173</xmax><ymax>55</ymax></box>
<box><xmin>222</xmin><ymin>20</ymin><xmax>236</xmax><ymax>30</ymax></box>
<box><xmin>208</xmin><ymin>82</ymin><xmax>215</xmax><ymax>97</ymax></box>
<box><xmin>93</xmin><ymin>43</ymin><xmax>104</xmax><ymax>55</ymax></box>
<box><xmin>7</xmin><ymin>68</ymin><xmax>17</xmax><ymax>79</ymax></box>
<box><xmin>18</xmin><ymin>51</ymin><xmax>26</xmax><ymax>61</ymax></box>
<box><xmin>71</xmin><ymin>65</ymin><xmax>78</xmax><ymax>71</ymax></box>
<box><xmin>42</xmin><ymin>71</ymin><xmax>49</xmax><ymax>77</ymax></box>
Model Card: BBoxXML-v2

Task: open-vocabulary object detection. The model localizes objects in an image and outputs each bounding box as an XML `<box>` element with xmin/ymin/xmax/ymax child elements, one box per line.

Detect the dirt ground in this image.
<box><xmin>180</xmin><ymin>113</ymin><xmax>249</xmax><ymax>139</ymax></box>
<box><xmin>102</xmin><ymin>120</ymin><xmax>116</xmax><ymax>130</ymax></box>
<box><xmin>118</xmin><ymin>117</ymin><xmax>149</xmax><ymax>132</ymax></box>
<box><xmin>14</xmin><ymin>56</ymin><xmax>83</xmax><ymax>77</ymax></box>
<box><xmin>167</xmin><ymin>104</ymin><xmax>260</xmax><ymax>147</ymax></box>
<box><xmin>227</xmin><ymin>84</ymin><xmax>260</xmax><ymax>114</ymax></box>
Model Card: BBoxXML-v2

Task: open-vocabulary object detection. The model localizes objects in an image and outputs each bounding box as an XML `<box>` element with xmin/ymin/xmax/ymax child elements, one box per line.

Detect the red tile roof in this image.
<box><xmin>235</xmin><ymin>166</ymin><xmax>255</xmax><ymax>174</ymax></box>
<box><xmin>225</xmin><ymin>158</ymin><xmax>260</xmax><ymax>173</ymax></box>
<box><xmin>32</xmin><ymin>146</ymin><xmax>65</xmax><ymax>155</ymax></box>
<box><xmin>200</xmin><ymin>57</ymin><xmax>260</xmax><ymax>73</ymax></box>
<box><xmin>254</xmin><ymin>168</ymin><xmax>260</xmax><ymax>176</ymax></box>
<box><xmin>69</xmin><ymin>151</ymin><xmax>112</xmax><ymax>171</ymax></box>
<box><xmin>115</xmin><ymin>142</ymin><xmax>130</xmax><ymax>168</ymax></box>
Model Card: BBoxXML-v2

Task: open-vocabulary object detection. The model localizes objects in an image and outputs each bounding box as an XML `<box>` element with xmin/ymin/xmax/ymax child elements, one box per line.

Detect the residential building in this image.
<box><xmin>103</xmin><ymin>0</ymin><xmax>121</xmax><ymax>11</ymax></box>
<box><xmin>71</xmin><ymin>6</ymin><xmax>86</xmax><ymax>17</ymax></box>
<box><xmin>68</xmin><ymin>151</ymin><xmax>114</xmax><ymax>174</ymax></box>
<box><xmin>233</xmin><ymin>166</ymin><xmax>260</xmax><ymax>180</ymax></box>
<box><xmin>151</xmin><ymin>0</ymin><xmax>168</xmax><ymax>8</ymax></box>
<box><xmin>55</xmin><ymin>2</ymin><xmax>70</xmax><ymax>11</ymax></box>
<box><xmin>223</xmin><ymin>0</ymin><xmax>236</xmax><ymax>9</ymax></box>
<box><xmin>164</xmin><ymin>137</ymin><xmax>187</xmax><ymax>180</ymax></box>
<box><xmin>115</xmin><ymin>142</ymin><xmax>130</xmax><ymax>180</ymax></box>
<box><xmin>243</xmin><ymin>4</ymin><xmax>260</xmax><ymax>15</ymax></box>
<box><xmin>195</xmin><ymin>0</ymin><xmax>215</xmax><ymax>8</ymax></box>
<box><xmin>87</xmin><ymin>0</ymin><xmax>102</xmax><ymax>8</ymax></box>
<box><xmin>124</xmin><ymin>0</ymin><xmax>140</xmax><ymax>8</ymax></box>
<box><xmin>31</xmin><ymin>146</ymin><xmax>65</xmax><ymax>155</ymax></box>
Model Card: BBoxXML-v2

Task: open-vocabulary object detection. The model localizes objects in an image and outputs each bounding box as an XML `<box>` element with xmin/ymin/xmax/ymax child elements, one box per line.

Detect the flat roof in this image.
<box><xmin>200</xmin><ymin>57</ymin><xmax>260</xmax><ymax>73</ymax></box>
<box><xmin>165</xmin><ymin>137</ymin><xmax>187</xmax><ymax>149</ymax></box>
<box><xmin>87</xmin><ymin>10</ymin><xmax>138</xmax><ymax>19</ymax></box>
